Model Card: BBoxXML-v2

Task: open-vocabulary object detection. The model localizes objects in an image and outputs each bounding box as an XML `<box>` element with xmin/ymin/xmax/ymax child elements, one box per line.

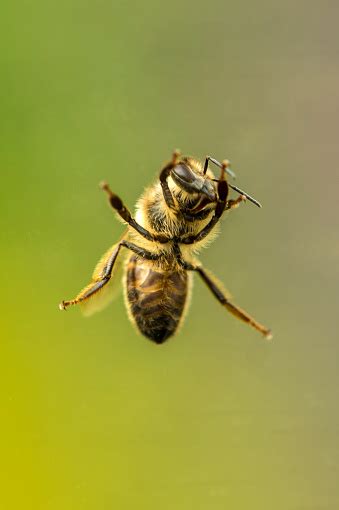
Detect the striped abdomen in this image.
<box><xmin>125</xmin><ymin>256</ymin><xmax>188</xmax><ymax>344</ymax></box>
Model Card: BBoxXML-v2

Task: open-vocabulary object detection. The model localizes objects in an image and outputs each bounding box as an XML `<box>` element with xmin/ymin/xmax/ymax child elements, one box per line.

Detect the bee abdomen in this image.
<box><xmin>126</xmin><ymin>256</ymin><xmax>188</xmax><ymax>344</ymax></box>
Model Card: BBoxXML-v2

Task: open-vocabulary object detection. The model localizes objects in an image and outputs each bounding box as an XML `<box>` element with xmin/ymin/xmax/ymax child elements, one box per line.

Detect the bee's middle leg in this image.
<box><xmin>100</xmin><ymin>182</ymin><xmax>168</xmax><ymax>243</ymax></box>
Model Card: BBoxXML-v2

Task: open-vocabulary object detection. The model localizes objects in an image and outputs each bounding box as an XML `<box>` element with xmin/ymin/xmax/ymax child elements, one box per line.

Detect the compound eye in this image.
<box><xmin>172</xmin><ymin>164</ymin><xmax>196</xmax><ymax>184</ymax></box>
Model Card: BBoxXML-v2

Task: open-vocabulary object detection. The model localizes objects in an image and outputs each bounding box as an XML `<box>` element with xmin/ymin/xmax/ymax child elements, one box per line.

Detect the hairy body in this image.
<box><xmin>59</xmin><ymin>152</ymin><xmax>272</xmax><ymax>343</ymax></box>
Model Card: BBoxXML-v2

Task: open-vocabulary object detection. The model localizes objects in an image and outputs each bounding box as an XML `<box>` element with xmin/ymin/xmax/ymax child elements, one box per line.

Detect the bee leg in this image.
<box><xmin>203</xmin><ymin>156</ymin><xmax>236</xmax><ymax>178</ymax></box>
<box><xmin>59</xmin><ymin>241</ymin><xmax>160</xmax><ymax>310</ymax></box>
<box><xmin>226</xmin><ymin>194</ymin><xmax>247</xmax><ymax>210</ymax></box>
<box><xmin>100</xmin><ymin>182</ymin><xmax>169</xmax><ymax>244</ymax></box>
<box><xmin>181</xmin><ymin>165</ymin><xmax>229</xmax><ymax>245</ymax></box>
<box><xmin>59</xmin><ymin>243</ymin><xmax>122</xmax><ymax>310</ymax></box>
<box><xmin>59</xmin><ymin>278</ymin><xmax>111</xmax><ymax>310</ymax></box>
<box><xmin>159</xmin><ymin>149</ymin><xmax>181</xmax><ymax>209</ymax></box>
<box><xmin>184</xmin><ymin>262</ymin><xmax>272</xmax><ymax>339</ymax></box>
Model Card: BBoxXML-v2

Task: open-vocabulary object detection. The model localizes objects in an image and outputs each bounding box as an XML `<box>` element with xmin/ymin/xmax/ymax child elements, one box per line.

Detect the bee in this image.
<box><xmin>59</xmin><ymin>150</ymin><xmax>272</xmax><ymax>344</ymax></box>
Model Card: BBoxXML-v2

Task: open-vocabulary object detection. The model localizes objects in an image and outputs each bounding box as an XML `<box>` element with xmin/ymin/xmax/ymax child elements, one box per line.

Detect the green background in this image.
<box><xmin>1</xmin><ymin>1</ymin><xmax>338</xmax><ymax>508</ymax></box>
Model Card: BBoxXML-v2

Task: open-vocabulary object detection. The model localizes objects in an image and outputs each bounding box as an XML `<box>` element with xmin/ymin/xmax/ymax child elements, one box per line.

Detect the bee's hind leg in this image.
<box><xmin>59</xmin><ymin>278</ymin><xmax>110</xmax><ymax>310</ymax></box>
<box><xmin>182</xmin><ymin>261</ymin><xmax>272</xmax><ymax>339</ymax></box>
<box><xmin>59</xmin><ymin>243</ymin><xmax>123</xmax><ymax>310</ymax></box>
<box><xmin>59</xmin><ymin>241</ymin><xmax>160</xmax><ymax>310</ymax></box>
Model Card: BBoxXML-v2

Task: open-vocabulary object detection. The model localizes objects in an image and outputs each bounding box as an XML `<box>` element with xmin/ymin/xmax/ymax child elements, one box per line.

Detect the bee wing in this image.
<box><xmin>80</xmin><ymin>231</ymin><xmax>128</xmax><ymax>317</ymax></box>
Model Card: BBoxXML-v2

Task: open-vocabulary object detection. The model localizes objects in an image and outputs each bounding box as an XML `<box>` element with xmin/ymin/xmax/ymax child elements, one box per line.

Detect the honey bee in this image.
<box><xmin>59</xmin><ymin>150</ymin><xmax>272</xmax><ymax>344</ymax></box>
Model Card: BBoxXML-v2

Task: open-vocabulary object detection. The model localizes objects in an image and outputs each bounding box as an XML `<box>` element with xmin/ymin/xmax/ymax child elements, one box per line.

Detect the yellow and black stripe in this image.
<box><xmin>125</xmin><ymin>255</ymin><xmax>188</xmax><ymax>343</ymax></box>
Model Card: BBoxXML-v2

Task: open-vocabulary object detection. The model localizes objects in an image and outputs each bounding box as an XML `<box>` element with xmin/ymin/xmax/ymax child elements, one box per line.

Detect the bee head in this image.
<box><xmin>171</xmin><ymin>161</ymin><xmax>216</xmax><ymax>202</ymax></box>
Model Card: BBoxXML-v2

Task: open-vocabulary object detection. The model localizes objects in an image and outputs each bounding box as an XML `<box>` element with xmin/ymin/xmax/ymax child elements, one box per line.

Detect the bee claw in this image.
<box><xmin>265</xmin><ymin>330</ymin><xmax>273</xmax><ymax>341</ymax></box>
<box><xmin>59</xmin><ymin>301</ymin><xmax>66</xmax><ymax>311</ymax></box>
<box><xmin>172</xmin><ymin>149</ymin><xmax>181</xmax><ymax>164</ymax></box>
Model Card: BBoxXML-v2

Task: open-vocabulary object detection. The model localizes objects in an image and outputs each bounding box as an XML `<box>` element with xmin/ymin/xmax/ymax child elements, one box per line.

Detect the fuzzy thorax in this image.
<box><xmin>134</xmin><ymin>176</ymin><xmax>220</xmax><ymax>254</ymax></box>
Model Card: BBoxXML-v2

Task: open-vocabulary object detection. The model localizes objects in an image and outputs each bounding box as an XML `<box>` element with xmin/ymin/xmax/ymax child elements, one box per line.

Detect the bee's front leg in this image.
<box><xmin>180</xmin><ymin>162</ymin><xmax>230</xmax><ymax>245</ymax></box>
<box><xmin>226</xmin><ymin>194</ymin><xmax>247</xmax><ymax>210</ymax></box>
<box><xmin>159</xmin><ymin>149</ymin><xmax>181</xmax><ymax>209</ymax></box>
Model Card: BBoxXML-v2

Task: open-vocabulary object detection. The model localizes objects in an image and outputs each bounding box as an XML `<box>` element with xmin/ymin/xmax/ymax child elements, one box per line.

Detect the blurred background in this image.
<box><xmin>1</xmin><ymin>0</ymin><xmax>339</xmax><ymax>508</ymax></box>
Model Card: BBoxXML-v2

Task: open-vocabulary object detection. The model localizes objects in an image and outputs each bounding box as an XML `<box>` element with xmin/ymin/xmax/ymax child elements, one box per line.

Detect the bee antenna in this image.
<box><xmin>228</xmin><ymin>183</ymin><xmax>262</xmax><ymax>208</ymax></box>
<box><xmin>211</xmin><ymin>179</ymin><xmax>262</xmax><ymax>208</ymax></box>
<box><xmin>203</xmin><ymin>156</ymin><xmax>236</xmax><ymax>179</ymax></box>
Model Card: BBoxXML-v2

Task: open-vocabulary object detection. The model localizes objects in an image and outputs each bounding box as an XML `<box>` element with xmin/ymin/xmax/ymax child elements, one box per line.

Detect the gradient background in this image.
<box><xmin>1</xmin><ymin>1</ymin><xmax>339</xmax><ymax>508</ymax></box>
